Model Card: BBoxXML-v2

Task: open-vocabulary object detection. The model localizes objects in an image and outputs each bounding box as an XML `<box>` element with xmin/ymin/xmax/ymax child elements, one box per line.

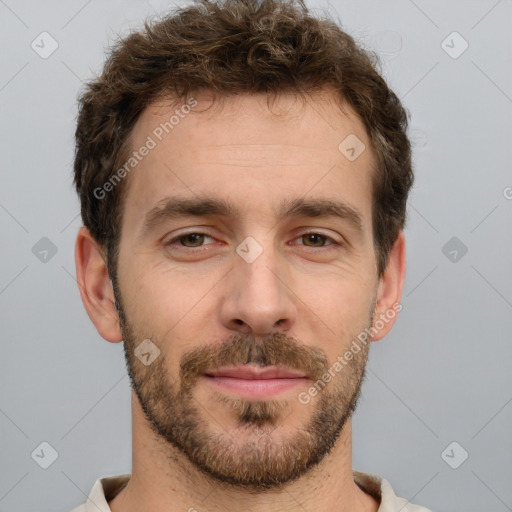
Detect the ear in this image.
<box><xmin>371</xmin><ymin>231</ymin><xmax>407</xmax><ymax>342</ymax></box>
<box><xmin>75</xmin><ymin>226</ymin><xmax>123</xmax><ymax>343</ymax></box>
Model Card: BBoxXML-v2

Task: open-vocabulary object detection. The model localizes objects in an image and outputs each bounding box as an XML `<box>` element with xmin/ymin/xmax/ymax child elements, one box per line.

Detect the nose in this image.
<box><xmin>219</xmin><ymin>245</ymin><xmax>297</xmax><ymax>336</ymax></box>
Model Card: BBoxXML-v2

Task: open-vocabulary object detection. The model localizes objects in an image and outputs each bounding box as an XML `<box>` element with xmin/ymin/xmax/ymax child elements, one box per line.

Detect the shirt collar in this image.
<box><xmin>80</xmin><ymin>471</ymin><xmax>431</xmax><ymax>512</ymax></box>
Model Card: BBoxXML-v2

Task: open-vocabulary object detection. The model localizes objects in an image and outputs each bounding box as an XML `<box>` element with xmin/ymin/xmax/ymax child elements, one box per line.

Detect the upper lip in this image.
<box><xmin>204</xmin><ymin>365</ymin><xmax>307</xmax><ymax>380</ymax></box>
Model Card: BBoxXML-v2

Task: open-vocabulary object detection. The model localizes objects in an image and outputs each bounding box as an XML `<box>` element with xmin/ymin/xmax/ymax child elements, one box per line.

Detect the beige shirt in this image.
<box><xmin>70</xmin><ymin>471</ymin><xmax>433</xmax><ymax>512</ymax></box>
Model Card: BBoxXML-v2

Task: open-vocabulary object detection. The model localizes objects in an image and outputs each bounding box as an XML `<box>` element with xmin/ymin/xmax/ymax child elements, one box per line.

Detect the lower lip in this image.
<box><xmin>203</xmin><ymin>375</ymin><xmax>308</xmax><ymax>398</ymax></box>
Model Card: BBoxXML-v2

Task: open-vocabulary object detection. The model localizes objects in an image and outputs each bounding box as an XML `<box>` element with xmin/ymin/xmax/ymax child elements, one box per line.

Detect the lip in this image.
<box><xmin>202</xmin><ymin>365</ymin><xmax>308</xmax><ymax>398</ymax></box>
<box><xmin>204</xmin><ymin>365</ymin><xmax>307</xmax><ymax>380</ymax></box>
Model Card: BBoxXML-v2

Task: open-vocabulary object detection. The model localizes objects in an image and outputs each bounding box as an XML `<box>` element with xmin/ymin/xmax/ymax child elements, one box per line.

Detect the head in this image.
<box><xmin>74</xmin><ymin>0</ymin><xmax>412</xmax><ymax>490</ymax></box>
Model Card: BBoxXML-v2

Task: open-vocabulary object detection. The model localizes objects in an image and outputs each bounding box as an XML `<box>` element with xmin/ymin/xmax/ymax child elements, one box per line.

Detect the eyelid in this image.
<box><xmin>162</xmin><ymin>228</ymin><xmax>344</xmax><ymax>249</ymax></box>
<box><xmin>164</xmin><ymin>230</ymin><xmax>216</xmax><ymax>247</ymax></box>
<box><xmin>293</xmin><ymin>230</ymin><xmax>342</xmax><ymax>247</ymax></box>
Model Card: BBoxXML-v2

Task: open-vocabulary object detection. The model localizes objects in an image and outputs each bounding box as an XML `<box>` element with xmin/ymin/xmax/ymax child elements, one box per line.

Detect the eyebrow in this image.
<box><xmin>279</xmin><ymin>197</ymin><xmax>363</xmax><ymax>233</ymax></box>
<box><xmin>140</xmin><ymin>196</ymin><xmax>364</xmax><ymax>237</ymax></box>
<box><xmin>142</xmin><ymin>197</ymin><xmax>237</xmax><ymax>235</ymax></box>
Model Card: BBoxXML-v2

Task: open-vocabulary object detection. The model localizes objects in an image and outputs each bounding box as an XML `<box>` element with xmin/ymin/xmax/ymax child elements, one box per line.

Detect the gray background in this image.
<box><xmin>1</xmin><ymin>0</ymin><xmax>511</xmax><ymax>511</ymax></box>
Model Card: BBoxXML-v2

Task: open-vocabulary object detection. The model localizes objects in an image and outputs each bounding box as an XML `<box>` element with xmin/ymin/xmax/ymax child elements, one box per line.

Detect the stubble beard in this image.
<box><xmin>116</xmin><ymin>295</ymin><xmax>372</xmax><ymax>490</ymax></box>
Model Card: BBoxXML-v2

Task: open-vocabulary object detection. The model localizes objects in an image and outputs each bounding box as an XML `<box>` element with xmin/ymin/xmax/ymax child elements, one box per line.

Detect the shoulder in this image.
<box><xmin>67</xmin><ymin>473</ymin><xmax>131</xmax><ymax>512</ymax></box>
<box><xmin>353</xmin><ymin>470</ymin><xmax>434</xmax><ymax>512</ymax></box>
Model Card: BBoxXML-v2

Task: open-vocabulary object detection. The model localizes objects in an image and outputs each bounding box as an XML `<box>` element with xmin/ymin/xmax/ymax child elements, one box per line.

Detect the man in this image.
<box><xmin>71</xmin><ymin>0</ymin><xmax>432</xmax><ymax>510</ymax></box>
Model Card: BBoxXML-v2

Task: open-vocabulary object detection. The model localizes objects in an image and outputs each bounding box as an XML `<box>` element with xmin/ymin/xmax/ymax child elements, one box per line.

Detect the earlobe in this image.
<box><xmin>371</xmin><ymin>231</ymin><xmax>407</xmax><ymax>342</ymax></box>
<box><xmin>75</xmin><ymin>227</ymin><xmax>123</xmax><ymax>343</ymax></box>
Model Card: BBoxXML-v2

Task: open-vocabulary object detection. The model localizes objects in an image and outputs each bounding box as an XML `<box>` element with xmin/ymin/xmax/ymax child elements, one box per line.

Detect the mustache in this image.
<box><xmin>179</xmin><ymin>332</ymin><xmax>329</xmax><ymax>392</ymax></box>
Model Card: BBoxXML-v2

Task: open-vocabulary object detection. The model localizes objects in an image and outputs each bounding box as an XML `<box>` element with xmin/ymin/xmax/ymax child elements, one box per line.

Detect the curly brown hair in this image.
<box><xmin>73</xmin><ymin>0</ymin><xmax>413</xmax><ymax>279</ymax></box>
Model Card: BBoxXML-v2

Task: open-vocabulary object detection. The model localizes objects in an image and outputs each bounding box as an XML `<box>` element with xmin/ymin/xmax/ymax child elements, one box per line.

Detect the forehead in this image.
<box><xmin>122</xmin><ymin>90</ymin><xmax>375</xmax><ymax>227</ymax></box>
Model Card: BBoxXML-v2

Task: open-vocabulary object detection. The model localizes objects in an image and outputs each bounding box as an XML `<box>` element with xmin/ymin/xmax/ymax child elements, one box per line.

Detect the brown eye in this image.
<box><xmin>178</xmin><ymin>233</ymin><xmax>205</xmax><ymax>247</ymax></box>
<box><xmin>301</xmin><ymin>233</ymin><xmax>329</xmax><ymax>247</ymax></box>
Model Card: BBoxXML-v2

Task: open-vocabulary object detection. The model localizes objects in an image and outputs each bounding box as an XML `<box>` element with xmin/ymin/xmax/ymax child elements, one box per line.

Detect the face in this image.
<box><xmin>114</xmin><ymin>90</ymin><xmax>379</xmax><ymax>488</ymax></box>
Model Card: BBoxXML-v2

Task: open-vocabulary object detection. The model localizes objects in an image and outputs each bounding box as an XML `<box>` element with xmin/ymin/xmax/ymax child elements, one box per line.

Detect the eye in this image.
<box><xmin>169</xmin><ymin>232</ymin><xmax>215</xmax><ymax>248</ymax></box>
<box><xmin>298</xmin><ymin>232</ymin><xmax>335</xmax><ymax>247</ymax></box>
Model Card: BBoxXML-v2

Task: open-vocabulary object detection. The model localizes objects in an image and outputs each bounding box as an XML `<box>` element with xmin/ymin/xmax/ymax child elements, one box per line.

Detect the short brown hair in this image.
<box><xmin>74</xmin><ymin>0</ymin><xmax>413</xmax><ymax>278</ymax></box>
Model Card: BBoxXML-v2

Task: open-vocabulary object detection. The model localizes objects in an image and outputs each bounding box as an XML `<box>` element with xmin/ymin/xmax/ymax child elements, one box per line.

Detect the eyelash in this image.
<box><xmin>164</xmin><ymin>231</ymin><xmax>341</xmax><ymax>250</ymax></box>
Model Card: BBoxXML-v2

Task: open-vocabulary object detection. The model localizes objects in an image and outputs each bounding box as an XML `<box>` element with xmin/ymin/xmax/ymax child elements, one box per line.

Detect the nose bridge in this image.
<box><xmin>243</xmin><ymin>246</ymin><xmax>283</xmax><ymax>303</ymax></box>
<box><xmin>221</xmin><ymin>237</ymin><xmax>296</xmax><ymax>335</ymax></box>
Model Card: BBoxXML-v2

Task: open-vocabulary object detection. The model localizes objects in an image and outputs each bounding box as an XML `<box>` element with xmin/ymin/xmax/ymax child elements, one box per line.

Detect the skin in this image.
<box><xmin>75</xmin><ymin>89</ymin><xmax>406</xmax><ymax>512</ymax></box>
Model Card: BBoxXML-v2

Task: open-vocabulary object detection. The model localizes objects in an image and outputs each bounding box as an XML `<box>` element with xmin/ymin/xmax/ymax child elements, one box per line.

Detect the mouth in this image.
<box><xmin>202</xmin><ymin>365</ymin><xmax>309</xmax><ymax>398</ymax></box>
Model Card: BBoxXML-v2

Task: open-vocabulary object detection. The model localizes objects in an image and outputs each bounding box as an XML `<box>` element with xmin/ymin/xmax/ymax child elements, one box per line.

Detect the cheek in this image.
<box><xmin>122</xmin><ymin>258</ymin><xmax>201</xmax><ymax>321</ymax></box>
<box><xmin>120</xmin><ymin>258</ymin><xmax>220</xmax><ymax>358</ymax></box>
<box><xmin>293</xmin><ymin>272</ymin><xmax>375</xmax><ymax>357</ymax></box>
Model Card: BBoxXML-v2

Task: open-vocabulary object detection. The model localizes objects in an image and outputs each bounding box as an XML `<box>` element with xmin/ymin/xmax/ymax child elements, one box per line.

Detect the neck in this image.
<box><xmin>109</xmin><ymin>392</ymin><xmax>379</xmax><ymax>512</ymax></box>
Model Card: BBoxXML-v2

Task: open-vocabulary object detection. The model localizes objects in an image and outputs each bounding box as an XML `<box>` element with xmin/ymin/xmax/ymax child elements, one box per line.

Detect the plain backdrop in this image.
<box><xmin>1</xmin><ymin>1</ymin><xmax>511</xmax><ymax>511</ymax></box>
